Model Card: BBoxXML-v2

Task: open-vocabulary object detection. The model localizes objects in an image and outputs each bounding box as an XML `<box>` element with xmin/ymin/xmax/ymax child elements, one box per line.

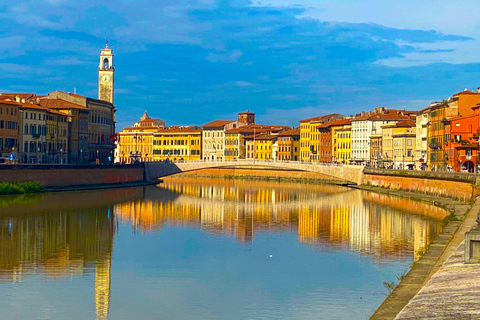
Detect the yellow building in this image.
<box><xmin>277</xmin><ymin>128</ymin><xmax>300</xmax><ymax>161</ymax></box>
<box><xmin>382</xmin><ymin>120</ymin><xmax>416</xmax><ymax>169</ymax></box>
<box><xmin>329</xmin><ymin>119</ymin><xmax>351</xmax><ymax>164</ymax></box>
<box><xmin>117</xmin><ymin>111</ymin><xmax>165</xmax><ymax>164</ymax></box>
<box><xmin>392</xmin><ymin>120</ymin><xmax>416</xmax><ymax>169</ymax></box>
<box><xmin>381</xmin><ymin>122</ymin><xmax>395</xmax><ymax>167</ymax></box>
<box><xmin>153</xmin><ymin>126</ymin><xmax>202</xmax><ymax>161</ymax></box>
<box><xmin>225</xmin><ymin>124</ymin><xmax>286</xmax><ymax>160</ymax></box>
<box><xmin>254</xmin><ymin>133</ymin><xmax>276</xmax><ymax>160</ymax></box>
<box><xmin>299</xmin><ymin>114</ymin><xmax>343</xmax><ymax>162</ymax></box>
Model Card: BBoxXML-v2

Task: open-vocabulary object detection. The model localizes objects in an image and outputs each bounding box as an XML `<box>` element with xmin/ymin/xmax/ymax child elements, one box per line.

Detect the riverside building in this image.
<box><xmin>351</xmin><ymin>107</ymin><xmax>414</xmax><ymax>166</ymax></box>
<box><xmin>299</xmin><ymin>114</ymin><xmax>344</xmax><ymax>162</ymax></box>
<box><xmin>0</xmin><ymin>44</ymin><xmax>116</xmax><ymax>164</ymax></box>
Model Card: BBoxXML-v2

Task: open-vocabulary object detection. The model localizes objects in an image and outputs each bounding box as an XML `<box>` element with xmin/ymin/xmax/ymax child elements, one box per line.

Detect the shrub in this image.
<box><xmin>16</xmin><ymin>181</ymin><xmax>43</xmax><ymax>194</ymax></box>
<box><xmin>0</xmin><ymin>182</ymin><xmax>23</xmax><ymax>195</ymax></box>
<box><xmin>0</xmin><ymin>181</ymin><xmax>43</xmax><ymax>195</ymax></box>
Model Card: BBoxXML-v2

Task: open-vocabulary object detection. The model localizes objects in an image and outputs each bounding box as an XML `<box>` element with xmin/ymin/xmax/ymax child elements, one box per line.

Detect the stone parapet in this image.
<box><xmin>0</xmin><ymin>164</ymin><xmax>144</xmax><ymax>188</ymax></box>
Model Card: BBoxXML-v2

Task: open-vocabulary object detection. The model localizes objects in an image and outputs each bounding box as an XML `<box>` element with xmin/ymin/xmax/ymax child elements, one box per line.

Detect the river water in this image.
<box><xmin>0</xmin><ymin>177</ymin><xmax>448</xmax><ymax>320</ymax></box>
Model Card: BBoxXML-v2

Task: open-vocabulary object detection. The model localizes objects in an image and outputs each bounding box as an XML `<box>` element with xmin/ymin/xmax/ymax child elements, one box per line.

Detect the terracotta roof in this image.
<box><xmin>39</xmin><ymin>97</ymin><xmax>88</xmax><ymax>110</ymax></box>
<box><xmin>299</xmin><ymin>113</ymin><xmax>343</xmax><ymax>123</ymax></box>
<box><xmin>327</xmin><ymin>119</ymin><xmax>352</xmax><ymax>126</ymax></box>
<box><xmin>453</xmin><ymin>90</ymin><xmax>480</xmax><ymax>97</ymax></box>
<box><xmin>0</xmin><ymin>93</ymin><xmax>36</xmax><ymax>101</ymax></box>
<box><xmin>225</xmin><ymin>124</ymin><xmax>286</xmax><ymax>134</ymax></box>
<box><xmin>278</xmin><ymin>128</ymin><xmax>300</xmax><ymax>136</ymax></box>
<box><xmin>395</xmin><ymin>120</ymin><xmax>415</xmax><ymax>127</ymax></box>
<box><xmin>0</xmin><ymin>100</ymin><xmax>21</xmax><ymax>107</ymax></box>
<box><xmin>156</xmin><ymin>126</ymin><xmax>202</xmax><ymax>133</ymax></box>
<box><xmin>354</xmin><ymin>110</ymin><xmax>413</xmax><ymax>121</ymax></box>
<box><xmin>253</xmin><ymin>133</ymin><xmax>276</xmax><ymax>140</ymax></box>
<box><xmin>201</xmin><ymin>120</ymin><xmax>235</xmax><ymax>128</ymax></box>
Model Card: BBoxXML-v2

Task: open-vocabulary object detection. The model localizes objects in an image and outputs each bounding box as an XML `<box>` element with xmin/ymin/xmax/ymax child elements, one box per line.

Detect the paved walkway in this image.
<box><xmin>394</xmin><ymin>198</ymin><xmax>480</xmax><ymax>319</ymax></box>
<box><xmin>367</xmin><ymin>187</ymin><xmax>477</xmax><ymax>320</ymax></box>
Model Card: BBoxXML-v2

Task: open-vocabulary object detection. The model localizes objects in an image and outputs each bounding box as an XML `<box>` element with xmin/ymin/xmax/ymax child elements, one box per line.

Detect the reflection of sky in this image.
<box><xmin>0</xmin><ymin>182</ymin><xmax>446</xmax><ymax>320</ymax></box>
<box><xmin>111</xmin><ymin>224</ymin><xmax>403</xmax><ymax>320</ymax></box>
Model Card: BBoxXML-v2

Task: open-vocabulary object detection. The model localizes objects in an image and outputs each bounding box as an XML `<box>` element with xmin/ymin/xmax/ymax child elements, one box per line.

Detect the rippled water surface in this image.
<box><xmin>0</xmin><ymin>178</ymin><xmax>449</xmax><ymax>319</ymax></box>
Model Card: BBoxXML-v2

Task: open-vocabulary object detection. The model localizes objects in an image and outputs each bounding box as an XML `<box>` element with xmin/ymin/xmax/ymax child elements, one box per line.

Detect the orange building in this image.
<box><xmin>277</xmin><ymin>128</ymin><xmax>300</xmax><ymax>161</ymax></box>
<box><xmin>444</xmin><ymin>114</ymin><xmax>479</xmax><ymax>172</ymax></box>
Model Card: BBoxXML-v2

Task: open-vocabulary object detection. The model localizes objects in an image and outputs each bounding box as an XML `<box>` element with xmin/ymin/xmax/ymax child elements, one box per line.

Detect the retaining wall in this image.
<box><xmin>0</xmin><ymin>164</ymin><xmax>144</xmax><ymax>188</ymax></box>
<box><xmin>363</xmin><ymin>168</ymin><xmax>480</xmax><ymax>201</ymax></box>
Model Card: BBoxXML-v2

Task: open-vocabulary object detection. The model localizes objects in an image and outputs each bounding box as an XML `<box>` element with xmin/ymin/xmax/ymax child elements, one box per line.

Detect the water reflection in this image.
<box><xmin>0</xmin><ymin>188</ymin><xmax>139</xmax><ymax>320</ymax></box>
<box><xmin>0</xmin><ymin>179</ymin><xmax>449</xmax><ymax>320</ymax></box>
<box><xmin>116</xmin><ymin>177</ymin><xmax>447</xmax><ymax>261</ymax></box>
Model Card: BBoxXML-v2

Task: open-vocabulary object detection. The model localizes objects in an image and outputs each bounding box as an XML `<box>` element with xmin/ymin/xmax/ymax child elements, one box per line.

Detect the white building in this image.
<box><xmin>350</xmin><ymin>107</ymin><xmax>415</xmax><ymax>165</ymax></box>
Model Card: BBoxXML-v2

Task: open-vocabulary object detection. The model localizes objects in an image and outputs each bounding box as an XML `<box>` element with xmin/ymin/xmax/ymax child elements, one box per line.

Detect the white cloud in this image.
<box><xmin>251</xmin><ymin>0</ymin><xmax>480</xmax><ymax>36</ymax></box>
<box><xmin>376</xmin><ymin>40</ymin><xmax>480</xmax><ymax>67</ymax></box>
<box><xmin>235</xmin><ymin>81</ymin><xmax>256</xmax><ymax>87</ymax></box>
<box><xmin>207</xmin><ymin>50</ymin><xmax>244</xmax><ymax>63</ymax></box>
<box><xmin>252</xmin><ymin>0</ymin><xmax>480</xmax><ymax>65</ymax></box>
<box><xmin>45</xmin><ymin>57</ymin><xmax>86</xmax><ymax>66</ymax></box>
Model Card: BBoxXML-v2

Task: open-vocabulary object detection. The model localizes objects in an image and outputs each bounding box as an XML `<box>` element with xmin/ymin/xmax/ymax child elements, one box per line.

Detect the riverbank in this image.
<box><xmin>43</xmin><ymin>180</ymin><xmax>159</xmax><ymax>193</ymax></box>
<box><xmin>365</xmin><ymin>184</ymin><xmax>476</xmax><ymax>320</ymax></box>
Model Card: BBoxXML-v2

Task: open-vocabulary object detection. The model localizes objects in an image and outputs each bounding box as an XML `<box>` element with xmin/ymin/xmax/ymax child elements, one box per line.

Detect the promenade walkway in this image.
<box><xmin>394</xmin><ymin>198</ymin><xmax>480</xmax><ymax>319</ymax></box>
<box><xmin>367</xmin><ymin>186</ymin><xmax>475</xmax><ymax>320</ymax></box>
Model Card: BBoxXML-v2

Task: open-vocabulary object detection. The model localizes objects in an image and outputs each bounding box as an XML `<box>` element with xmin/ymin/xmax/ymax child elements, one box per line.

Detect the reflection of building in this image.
<box><xmin>114</xmin><ymin>179</ymin><xmax>446</xmax><ymax>262</ymax></box>
<box><xmin>0</xmin><ymin>209</ymin><xmax>114</xmax><ymax>318</ymax></box>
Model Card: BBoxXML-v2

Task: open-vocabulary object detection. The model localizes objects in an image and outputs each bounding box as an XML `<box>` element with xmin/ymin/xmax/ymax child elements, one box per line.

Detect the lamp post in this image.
<box><xmin>96</xmin><ymin>149</ymin><xmax>100</xmax><ymax>165</ymax></box>
<box><xmin>59</xmin><ymin>148</ymin><xmax>63</xmax><ymax>164</ymax></box>
<box><xmin>253</xmin><ymin>128</ymin><xmax>256</xmax><ymax>164</ymax></box>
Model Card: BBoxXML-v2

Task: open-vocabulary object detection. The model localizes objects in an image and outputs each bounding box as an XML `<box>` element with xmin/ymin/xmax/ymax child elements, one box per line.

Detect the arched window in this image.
<box><xmin>103</xmin><ymin>58</ymin><xmax>109</xmax><ymax>69</ymax></box>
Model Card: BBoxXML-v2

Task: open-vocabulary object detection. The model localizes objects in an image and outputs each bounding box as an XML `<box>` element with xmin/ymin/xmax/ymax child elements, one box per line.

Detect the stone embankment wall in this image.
<box><xmin>169</xmin><ymin>167</ymin><xmax>343</xmax><ymax>182</ymax></box>
<box><xmin>363</xmin><ymin>168</ymin><xmax>480</xmax><ymax>201</ymax></box>
<box><xmin>0</xmin><ymin>164</ymin><xmax>144</xmax><ymax>188</ymax></box>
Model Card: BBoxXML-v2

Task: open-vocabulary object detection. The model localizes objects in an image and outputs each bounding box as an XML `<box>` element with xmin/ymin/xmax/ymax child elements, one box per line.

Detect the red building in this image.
<box><xmin>444</xmin><ymin>114</ymin><xmax>479</xmax><ymax>172</ymax></box>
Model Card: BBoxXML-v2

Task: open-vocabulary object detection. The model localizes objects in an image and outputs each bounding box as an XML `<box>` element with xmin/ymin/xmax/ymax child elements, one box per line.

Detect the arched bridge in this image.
<box><xmin>144</xmin><ymin>160</ymin><xmax>364</xmax><ymax>185</ymax></box>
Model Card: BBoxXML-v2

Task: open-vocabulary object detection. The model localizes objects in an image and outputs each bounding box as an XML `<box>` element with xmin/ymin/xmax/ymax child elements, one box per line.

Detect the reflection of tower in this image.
<box><xmin>235</xmin><ymin>206</ymin><xmax>253</xmax><ymax>244</ymax></box>
<box><xmin>95</xmin><ymin>253</ymin><xmax>112</xmax><ymax>320</ymax></box>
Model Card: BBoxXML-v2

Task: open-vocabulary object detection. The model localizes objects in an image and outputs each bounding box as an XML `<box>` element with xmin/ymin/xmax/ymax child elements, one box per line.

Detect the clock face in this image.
<box><xmin>101</xmin><ymin>75</ymin><xmax>111</xmax><ymax>83</ymax></box>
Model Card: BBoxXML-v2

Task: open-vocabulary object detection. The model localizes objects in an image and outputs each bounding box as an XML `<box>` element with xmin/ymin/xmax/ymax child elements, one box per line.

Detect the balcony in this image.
<box><xmin>32</xmin><ymin>133</ymin><xmax>40</xmax><ymax>139</ymax></box>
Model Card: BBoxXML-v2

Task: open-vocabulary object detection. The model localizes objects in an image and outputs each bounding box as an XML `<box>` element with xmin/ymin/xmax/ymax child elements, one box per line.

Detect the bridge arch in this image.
<box><xmin>145</xmin><ymin>160</ymin><xmax>364</xmax><ymax>185</ymax></box>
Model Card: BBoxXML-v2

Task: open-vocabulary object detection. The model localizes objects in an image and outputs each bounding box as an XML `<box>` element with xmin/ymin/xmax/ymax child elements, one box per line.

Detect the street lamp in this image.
<box><xmin>97</xmin><ymin>149</ymin><xmax>100</xmax><ymax>165</ymax></box>
<box><xmin>60</xmin><ymin>148</ymin><xmax>63</xmax><ymax>164</ymax></box>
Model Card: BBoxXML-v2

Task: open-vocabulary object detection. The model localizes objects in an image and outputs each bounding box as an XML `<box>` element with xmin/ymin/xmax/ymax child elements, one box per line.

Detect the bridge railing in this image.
<box><xmin>155</xmin><ymin>158</ymin><xmax>346</xmax><ymax>167</ymax></box>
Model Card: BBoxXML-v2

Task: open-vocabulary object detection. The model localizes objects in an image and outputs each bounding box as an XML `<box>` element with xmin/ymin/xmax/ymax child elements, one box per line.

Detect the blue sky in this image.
<box><xmin>1</xmin><ymin>0</ymin><xmax>480</xmax><ymax>130</ymax></box>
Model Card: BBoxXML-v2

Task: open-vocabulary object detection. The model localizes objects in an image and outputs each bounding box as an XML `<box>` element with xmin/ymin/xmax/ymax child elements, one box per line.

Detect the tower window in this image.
<box><xmin>103</xmin><ymin>58</ymin><xmax>109</xmax><ymax>69</ymax></box>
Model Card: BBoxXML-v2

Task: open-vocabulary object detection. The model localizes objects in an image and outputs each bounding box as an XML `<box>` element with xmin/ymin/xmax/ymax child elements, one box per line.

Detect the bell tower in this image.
<box><xmin>98</xmin><ymin>43</ymin><xmax>115</xmax><ymax>104</ymax></box>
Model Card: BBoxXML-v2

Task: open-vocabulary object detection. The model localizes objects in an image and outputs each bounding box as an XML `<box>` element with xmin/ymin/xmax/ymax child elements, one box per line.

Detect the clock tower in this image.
<box><xmin>98</xmin><ymin>43</ymin><xmax>115</xmax><ymax>104</ymax></box>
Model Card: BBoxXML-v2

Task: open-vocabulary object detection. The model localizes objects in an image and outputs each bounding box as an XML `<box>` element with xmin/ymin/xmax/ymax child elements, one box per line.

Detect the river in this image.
<box><xmin>0</xmin><ymin>177</ymin><xmax>449</xmax><ymax>320</ymax></box>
